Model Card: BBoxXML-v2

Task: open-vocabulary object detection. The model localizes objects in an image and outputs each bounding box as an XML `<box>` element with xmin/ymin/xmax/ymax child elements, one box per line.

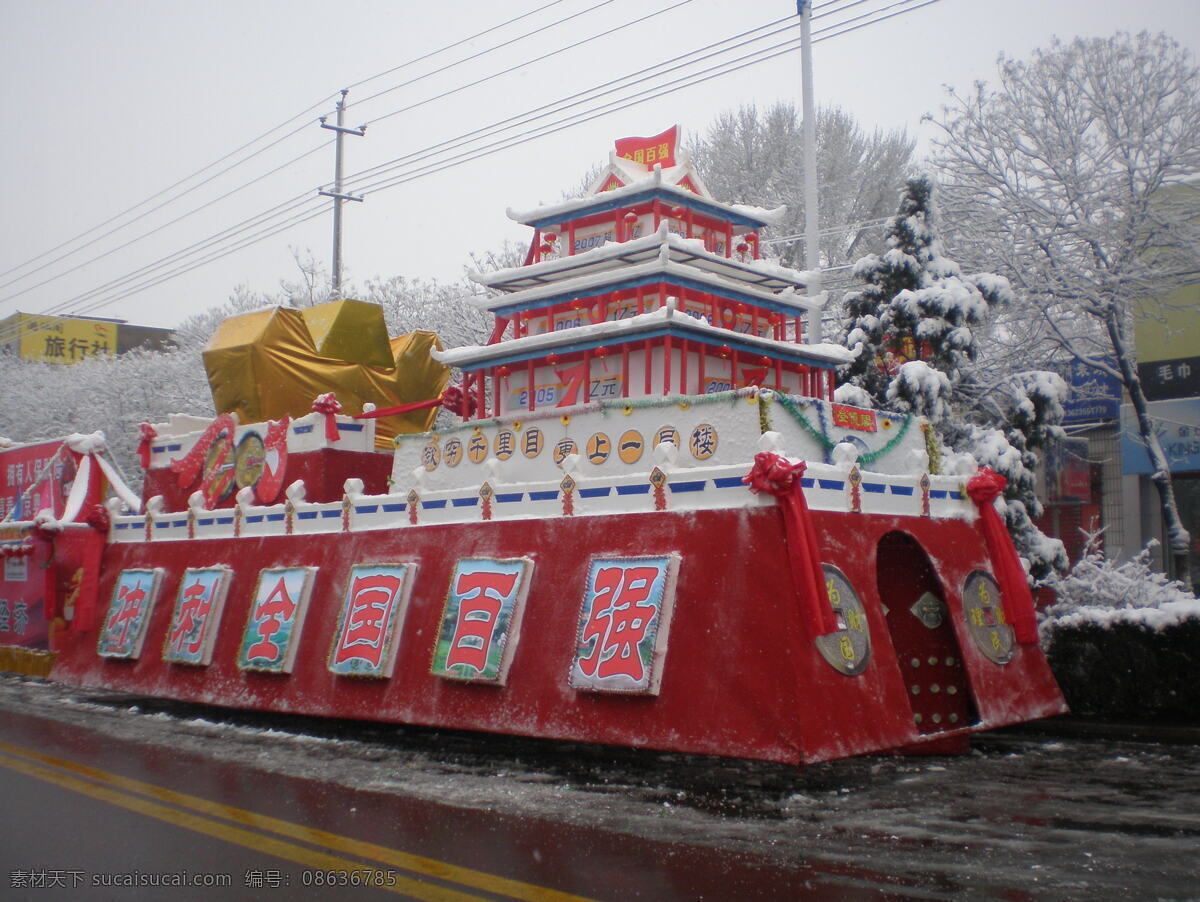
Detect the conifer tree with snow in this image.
<box><xmin>839</xmin><ymin>175</ymin><xmax>1068</xmax><ymax>581</ymax></box>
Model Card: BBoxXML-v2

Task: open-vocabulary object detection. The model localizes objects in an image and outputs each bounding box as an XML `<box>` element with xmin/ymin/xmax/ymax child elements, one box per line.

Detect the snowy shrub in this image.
<box><xmin>1042</xmin><ymin>537</ymin><xmax>1198</xmax><ymax>630</ymax></box>
<box><xmin>1041</xmin><ymin>537</ymin><xmax>1200</xmax><ymax>720</ymax></box>
<box><xmin>832</xmin><ymin>382</ymin><xmax>874</xmax><ymax>409</ymax></box>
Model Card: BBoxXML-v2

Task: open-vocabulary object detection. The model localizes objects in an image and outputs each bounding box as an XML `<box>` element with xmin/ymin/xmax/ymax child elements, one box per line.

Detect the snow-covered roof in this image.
<box><xmin>435</xmin><ymin>302</ymin><xmax>852</xmax><ymax>370</ymax></box>
<box><xmin>586</xmin><ymin>149</ymin><xmax>714</xmax><ymax>199</ymax></box>
<box><xmin>466</xmin><ymin>244</ymin><xmax>821</xmax><ymax>319</ymax></box>
<box><xmin>472</xmin><ymin>226</ymin><xmax>813</xmax><ymax>295</ymax></box>
<box><xmin>508</xmin><ymin>163</ymin><xmax>785</xmax><ymax>230</ymax></box>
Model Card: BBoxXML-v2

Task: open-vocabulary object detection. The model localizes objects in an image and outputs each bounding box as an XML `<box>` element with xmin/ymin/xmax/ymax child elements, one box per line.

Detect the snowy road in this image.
<box><xmin>1</xmin><ymin>674</ymin><xmax>1198</xmax><ymax>900</ymax></box>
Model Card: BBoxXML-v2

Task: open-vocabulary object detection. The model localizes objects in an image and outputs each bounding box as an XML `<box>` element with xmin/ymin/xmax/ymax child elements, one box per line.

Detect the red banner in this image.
<box><xmin>614</xmin><ymin>126</ymin><xmax>678</xmax><ymax>168</ymax></box>
<box><xmin>0</xmin><ymin>440</ymin><xmax>70</xmax><ymax>521</ymax></box>
<box><xmin>832</xmin><ymin>404</ymin><xmax>878</xmax><ymax>433</ymax></box>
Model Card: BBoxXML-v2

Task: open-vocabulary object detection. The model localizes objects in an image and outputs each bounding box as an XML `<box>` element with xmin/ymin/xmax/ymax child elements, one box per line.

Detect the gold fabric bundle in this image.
<box><xmin>202</xmin><ymin>300</ymin><xmax>449</xmax><ymax>447</ymax></box>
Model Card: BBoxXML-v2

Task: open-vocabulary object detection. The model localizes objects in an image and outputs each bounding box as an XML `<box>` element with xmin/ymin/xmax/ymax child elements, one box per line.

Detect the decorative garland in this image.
<box><xmin>921</xmin><ymin>422</ymin><xmax>942</xmax><ymax>475</ymax></box>
<box><xmin>774</xmin><ymin>394</ymin><xmax>914</xmax><ymax>467</ymax></box>
<box><xmin>394</xmin><ymin>387</ymin><xmax>758</xmax><ymax>445</ymax></box>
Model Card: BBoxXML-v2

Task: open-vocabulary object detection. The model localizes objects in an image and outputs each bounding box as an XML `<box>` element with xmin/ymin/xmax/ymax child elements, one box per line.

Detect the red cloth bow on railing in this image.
<box><xmin>966</xmin><ymin>467</ymin><xmax>1038</xmax><ymax>644</ymax></box>
<box><xmin>136</xmin><ymin>422</ymin><xmax>157</xmax><ymax>469</ymax></box>
<box><xmin>744</xmin><ymin>452</ymin><xmax>840</xmax><ymax>638</ymax></box>
<box><xmin>311</xmin><ymin>393</ymin><xmax>343</xmax><ymax>443</ymax></box>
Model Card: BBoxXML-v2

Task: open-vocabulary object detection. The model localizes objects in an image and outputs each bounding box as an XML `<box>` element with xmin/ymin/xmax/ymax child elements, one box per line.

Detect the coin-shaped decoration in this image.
<box><xmin>553</xmin><ymin>437</ymin><xmax>578</xmax><ymax>466</ymax></box>
<box><xmin>814</xmin><ymin>564</ymin><xmax>872</xmax><ymax>676</ymax></box>
<box><xmin>689</xmin><ymin>423</ymin><xmax>718</xmax><ymax>460</ymax></box>
<box><xmin>466</xmin><ymin>433</ymin><xmax>489</xmax><ymax>464</ymax></box>
<box><xmin>202</xmin><ymin>427</ymin><xmax>237</xmax><ymax>504</ymax></box>
<box><xmin>961</xmin><ymin>571</ymin><xmax>1014</xmax><ymax>664</ymax></box>
<box><xmin>617</xmin><ymin>429</ymin><xmax>644</xmax><ymax>464</ymax></box>
<box><xmin>421</xmin><ymin>441</ymin><xmax>440</xmax><ymax>471</ymax></box>
<box><xmin>234</xmin><ymin>432</ymin><xmax>266</xmax><ymax>488</ymax></box>
<box><xmin>654</xmin><ymin>425</ymin><xmax>680</xmax><ymax>448</ymax></box>
<box><xmin>586</xmin><ymin>432</ymin><xmax>611</xmax><ymax>464</ymax></box>
<box><xmin>522</xmin><ymin>427</ymin><xmax>544</xmax><ymax>458</ymax></box>
<box><xmin>493</xmin><ymin>430</ymin><xmax>515</xmax><ymax>461</ymax></box>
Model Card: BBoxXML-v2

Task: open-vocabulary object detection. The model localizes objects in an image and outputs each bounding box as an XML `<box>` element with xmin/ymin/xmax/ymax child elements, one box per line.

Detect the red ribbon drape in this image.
<box><xmin>744</xmin><ymin>452</ymin><xmax>840</xmax><ymax>638</ymax></box>
<box><xmin>74</xmin><ymin>504</ymin><xmax>111</xmax><ymax>632</ymax></box>
<box><xmin>136</xmin><ymin>422</ymin><xmax>157</xmax><ymax>469</ymax></box>
<box><xmin>311</xmin><ymin>393</ymin><xmax>343</xmax><ymax>443</ymax></box>
<box><xmin>966</xmin><ymin>468</ymin><xmax>1038</xmax><ymax>644</ymax></box>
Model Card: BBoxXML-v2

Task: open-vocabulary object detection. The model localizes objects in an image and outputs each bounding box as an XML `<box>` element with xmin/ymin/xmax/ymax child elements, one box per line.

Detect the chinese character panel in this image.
<box><xmin>431</xmin><ymin>558</ymin><xmax>533</xmax><ymax>684</ymax></box>
<box><xmin>163</xmin><ymin>567</ymin><xmax>232</xmax><ymax>666</ymax></box>
<box><xmin>328</xmin><ymin>563</ymin><xmax>417</xmax><ymax>678</ymax></box>
<box><xmin>237</xmin><ymin>567</ymin><xmax>317</xmax><ymax>673</ymax></box>
<box><xmin>97</xmin><ymin>568</ymin><xmax>165</xmax><ymax>659</ymax></box>
<box><xmin>570</xmin><ymin>554</ymin><xmax>680</xmax><ymax>695</ymax></box>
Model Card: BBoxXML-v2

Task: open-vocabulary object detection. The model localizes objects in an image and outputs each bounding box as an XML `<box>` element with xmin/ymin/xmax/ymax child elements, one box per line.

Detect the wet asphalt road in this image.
<box><xmin>1</xmin><ymin>674</ymin><xmax>1198</xmax><ymax>900</ymax></box>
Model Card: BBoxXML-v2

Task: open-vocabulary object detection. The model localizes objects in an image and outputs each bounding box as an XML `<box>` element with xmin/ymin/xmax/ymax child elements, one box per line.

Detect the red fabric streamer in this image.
<box><xmin>72</xmin><ymin>504</ymin><xmax>111</xmax><ymax>632</ymax></box>
<box><xmin>353</xmin><ymin>386</ymin><xmax>477</xmax><ymax>421</ymax></box>
<box><xmin>966</xmin><ymin>468</ymin><xmax>1038</xmax><ymax>644</ymax></box>
<box><xmin>744</xmin><ymin>452</ymin><xmax>840</xmax><ymax>638</ymax></box>
<box><xmin>311</xmin><ymin>393</ymin><xmax>343</xmax><ymax>442</ymax></box>
<box><xmin>137</xmin><ymin>422</ymin><xmax>157</xmax><ymax>470</ymax></box>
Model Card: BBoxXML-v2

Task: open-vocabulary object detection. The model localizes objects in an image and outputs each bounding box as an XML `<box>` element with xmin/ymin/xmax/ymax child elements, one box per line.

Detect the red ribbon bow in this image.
<box><xmin>311</xmin><ymin>393</ymin><xmax>343</xmax><ymax>443</ymax></box>
<box><xmin>136</xmin><ymin>422</ymin><xmax>157</xmax><ymax>469</ymax></box>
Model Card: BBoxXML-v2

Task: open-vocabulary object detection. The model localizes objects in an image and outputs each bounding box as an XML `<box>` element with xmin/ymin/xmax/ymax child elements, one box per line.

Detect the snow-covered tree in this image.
<box><xmin>841</xmin><ymin>176</ymin><xmax>1068</xmax><ymax>580</ymax></box>
<box><xmin>932</xmin><ymin>32</ymin><xmax>1200</xmax><ymax>584</ymax></box>
<box><xmin>842</xmin><ymin>175</ymin><xmax>1008</xmax><ymax>409</ymax></box>
<box><xmin>689</xmin><ymin>103</ymin><xmax>915</xmax><ymax>270</ymax></box>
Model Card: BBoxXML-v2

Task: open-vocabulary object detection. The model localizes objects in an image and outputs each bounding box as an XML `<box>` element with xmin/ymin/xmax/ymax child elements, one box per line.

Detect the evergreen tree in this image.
<box><xmin>841</xmin><ymin>176</ymin><xmax>1068</xmax><ymax>582</ymax></box>
<box><xmin>843</xmin><ymin>175</ymin><xmax>1009</xmax><ymax>411</ymax></box>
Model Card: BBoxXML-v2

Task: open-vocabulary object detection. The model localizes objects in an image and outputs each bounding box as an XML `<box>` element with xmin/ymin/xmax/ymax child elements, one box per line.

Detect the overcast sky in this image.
<box><xmin>1</xmin><ymin>0</ymin><xmax>1197</xmax><ymax>330</ymax></box>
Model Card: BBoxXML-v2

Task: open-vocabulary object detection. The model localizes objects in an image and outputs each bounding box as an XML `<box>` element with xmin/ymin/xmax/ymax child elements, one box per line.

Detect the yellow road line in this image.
<box><xmin>0</xmin><ymin>739</ymin><xmax>594</xmax><ymax>902</ymax></box>
<box><xmin>0</xmin><ymin>749</ymin><xmax>480</xmax><ymax>901</ymax></box>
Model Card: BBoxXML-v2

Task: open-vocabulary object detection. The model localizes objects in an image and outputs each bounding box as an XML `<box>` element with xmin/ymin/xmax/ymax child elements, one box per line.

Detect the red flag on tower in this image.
<box><xmin>614</xmin><ymin>126</ymin><xmax>678</xmax><ymax>168</ymax></box>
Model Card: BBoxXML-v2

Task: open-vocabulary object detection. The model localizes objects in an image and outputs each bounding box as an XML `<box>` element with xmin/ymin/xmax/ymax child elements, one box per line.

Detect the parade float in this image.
<box><xmin>1</xmin><ymin>129</ymin><xmax>1066</xmax><ymax>766</ymax></box>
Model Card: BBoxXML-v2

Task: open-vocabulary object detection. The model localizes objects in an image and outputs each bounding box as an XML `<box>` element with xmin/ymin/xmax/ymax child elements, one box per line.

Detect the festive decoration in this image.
<box><xmin>328</xmin><ymin>563</ymin><xmax>416</xmax><ymax>678</ymax></box>
<box><xmin>203</xmin><ymin>301</ymin><xmax>449</xmax><ymax>446</ymax></box>
<box><xmin>813</xmin><ymin>564</ymin><xmax>871</xmax><ymax>676</ymax></box>
<box><xmin>960</xmin><ymin>571</ymin><xmax>1016</xmax><ymax>664</ymax></box>
<box><xmin>237</xmin><ymin>567</ymin><xmax>316</xmax><ymax>673</ymax></box>
<box><xmin>849</xmin><ymin>466</ymin><xmax>862</xmax><ymax>513</ymax></box>
<box><xmin>430</xmin><ymin>558</ymin><xmax>532</xmax><ymax>684</ymax></box>
<box><xmin>561</xmin><ymin>473</ymin><xmax>576</xmax><ymax>516</ymax></box>
<box><xmin>137</xmin><ymin>422</ymin><xmax>157</xmax><ymax>469</ymax></box>
<box><xmin>614</xmin><ymin>125</ymin><xmax>678</xmax><ymax>167</ymax></box>
<box><xmin>163</xmin><ymin>567</ymin><xmax>232</xmax><ymax>666</ymax></box>
<box><xmin>570</xmin><ymin>554</ymin><xmax>680</xmax><ymax>694</ymax></box>
<box><xmin>97</xmin><ymin>569</ymin><xmax>164</xmax><ymax>659</ymax></box>
<box><xmin>743</xmin><ymin>453</ymin><xmax>839</xmax><ymax>638</ymax></box>
<box><xmin>965</xmin><ymin>468</ymin><xmax>1037</xmax><ymax>644</ymax></box>
<box><xmin>311</xmin><ymin>393</ymin><xmax>343</xmax><ymax>443</ymax></box>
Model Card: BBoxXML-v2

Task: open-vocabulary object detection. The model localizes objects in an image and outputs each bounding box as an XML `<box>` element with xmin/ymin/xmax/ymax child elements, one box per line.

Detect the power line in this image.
<box><xmin>350</xmin><ymin>0</ymin><xmax>621</xmax><ymax>115</ymax></box>
<box><xmin>0</xmin><ymin>0</ymin><xmax>593</xmax><ymax>295</ymax></box>
<box><xmin>347</xmin><ymin>1</ymin><xmax>934</xmax><ymax>197</ymax></box>
<box><xmin>6</xmin><ymin>0</ymin><xmax>941</xmax><ymax>328</ymax></box>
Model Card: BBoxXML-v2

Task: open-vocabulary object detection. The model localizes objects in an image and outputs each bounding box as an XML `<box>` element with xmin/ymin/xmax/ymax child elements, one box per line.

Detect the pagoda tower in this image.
<box><xmin>439</xmin><ymin>127</ymin><xmax>843</xmax><ymax>418</ymax></box>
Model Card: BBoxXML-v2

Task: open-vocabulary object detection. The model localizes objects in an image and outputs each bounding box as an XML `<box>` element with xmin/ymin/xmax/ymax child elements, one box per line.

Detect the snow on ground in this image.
<box><xmin>3</xmin><ymin>674</ymin><xmax>1200</xmax><ymax>896</ymax></box>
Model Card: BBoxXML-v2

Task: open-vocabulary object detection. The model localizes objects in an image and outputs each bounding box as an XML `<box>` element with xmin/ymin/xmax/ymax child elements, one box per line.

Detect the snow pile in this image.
<box><xmin>1042</xmin><ymin>538</ymin><xmax>1200</xmax><ymax>635</ymax></box>
<box><xmin>885</xmin><ymin>361</ymin><xmax>950</xmax><ymax>421</ymax></box>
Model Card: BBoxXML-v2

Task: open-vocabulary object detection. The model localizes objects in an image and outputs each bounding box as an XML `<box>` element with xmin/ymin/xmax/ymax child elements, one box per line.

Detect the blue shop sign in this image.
<box><xmin>1120</xmin><ymin>398</ymin><xmax>1200</xmax><ymax>475</ymax></box>
<box><xmin>1063</xmin><ymin>358</ymin><xmax>1122</xmax><ymax>424</ymax></box>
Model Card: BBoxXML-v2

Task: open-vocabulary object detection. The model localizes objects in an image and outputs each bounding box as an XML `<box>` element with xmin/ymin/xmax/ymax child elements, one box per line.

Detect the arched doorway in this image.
<box><xmin>876</xmin><ymin>531</ymin><xmax>977</xmax><ymax>734</ymax></box>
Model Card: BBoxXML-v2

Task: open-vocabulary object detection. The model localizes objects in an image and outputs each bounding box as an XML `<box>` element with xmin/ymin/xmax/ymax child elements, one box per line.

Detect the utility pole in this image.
<box><xmin>798</xmin><ymin>0</ymin><xmax>823</xmax><ymax>343</ymax></box>
<box><xmin>318</xmin><ymin>90</ymin><xmax>366</xmax><ymax>300</ymax></box>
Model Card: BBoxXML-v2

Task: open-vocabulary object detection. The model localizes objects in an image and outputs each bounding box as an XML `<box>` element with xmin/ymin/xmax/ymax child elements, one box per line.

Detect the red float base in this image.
<box><xmin>49</xmin><ymin>507</ymin><xmax>1067</xmax><ymax>766</ymax></box>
